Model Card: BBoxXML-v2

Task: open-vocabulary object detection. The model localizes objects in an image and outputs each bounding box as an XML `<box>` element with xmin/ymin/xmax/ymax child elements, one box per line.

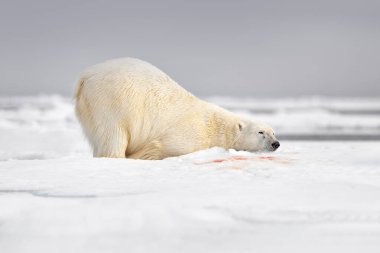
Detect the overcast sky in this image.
<box><xmin>0</xmin><ymin>0</ymin><xmax>379</xmax><ymax>97</ymax></box>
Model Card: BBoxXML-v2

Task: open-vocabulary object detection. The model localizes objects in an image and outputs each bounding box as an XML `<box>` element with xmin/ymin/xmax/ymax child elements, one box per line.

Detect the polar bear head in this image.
<box><xmin>234</xmin><ymin>118</ymin><xmax>280</xmax><ymax>152</ymax></box>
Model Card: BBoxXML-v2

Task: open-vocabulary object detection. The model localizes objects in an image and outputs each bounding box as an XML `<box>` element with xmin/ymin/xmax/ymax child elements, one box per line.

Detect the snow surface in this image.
<box><xmin>1</xmin><ymin>96</ymin><xmax>380</xmax><ymax>253</ymax></box>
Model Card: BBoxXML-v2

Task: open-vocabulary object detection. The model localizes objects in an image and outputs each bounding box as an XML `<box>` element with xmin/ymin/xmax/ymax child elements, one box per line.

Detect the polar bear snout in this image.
<box><xmin>271</xmin><ymin>141</ymin><xmax>280</xmax><ymax>150</ymax></box>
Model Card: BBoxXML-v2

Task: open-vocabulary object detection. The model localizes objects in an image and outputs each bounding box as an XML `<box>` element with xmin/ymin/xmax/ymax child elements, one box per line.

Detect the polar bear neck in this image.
<box><xmin>205</xmin><ymin>105</ymin><xmax>240</xmax><ymax>149</ymax></box>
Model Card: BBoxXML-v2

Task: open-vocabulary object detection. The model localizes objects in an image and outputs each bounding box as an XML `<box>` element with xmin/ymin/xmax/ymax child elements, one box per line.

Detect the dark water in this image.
<box><xmin>278</xmin><ymin>134</ymin><xmax>380</xmax><ymax>141</ymax></box>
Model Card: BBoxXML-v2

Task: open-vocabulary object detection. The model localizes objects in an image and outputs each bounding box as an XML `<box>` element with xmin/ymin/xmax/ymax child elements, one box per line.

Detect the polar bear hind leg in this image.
<box><xmin>81</xmin><ymin>115</ymin><xmax>128</xmax><ymax>158</ymax></box>
<box><xmin>76</xmin><ymin>94</ymin><xmax>128</xmax><ymax>158</ymax></box>
<box><xmin>91</xmin><ymin>124</ymin><xmax>128</xmax><ymax>158</ymax></box>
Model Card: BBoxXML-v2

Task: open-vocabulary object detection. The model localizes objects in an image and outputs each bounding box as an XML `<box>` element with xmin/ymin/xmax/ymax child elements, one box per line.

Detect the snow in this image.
<box><xmin>1</xmin><ymin>95</ymin><xmax>380</xmax><ymax>253</ymax></box>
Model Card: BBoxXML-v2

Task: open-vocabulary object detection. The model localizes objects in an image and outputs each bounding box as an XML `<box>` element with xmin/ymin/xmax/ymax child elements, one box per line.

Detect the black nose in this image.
<box><xmin>272</xmin><ymin>141</ymin><xmax>280</xmax><ymax>150</ymax></box>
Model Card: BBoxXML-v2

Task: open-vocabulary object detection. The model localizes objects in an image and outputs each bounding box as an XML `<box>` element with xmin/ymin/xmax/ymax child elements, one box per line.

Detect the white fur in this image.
<box><xmin>75</xmin><ymin>58</ymin><xmax>279</xmax><ymax>159</ymax></box>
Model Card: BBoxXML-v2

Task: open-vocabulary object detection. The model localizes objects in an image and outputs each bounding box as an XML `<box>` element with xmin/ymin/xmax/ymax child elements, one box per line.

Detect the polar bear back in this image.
<box><xmin>80</xmin><ymin>57</ymin><xmax>194</xmax><ymax>104</ymax></box>
<box><xmin>82</xmin><ymin>58</ymin><xmax>197</xmax><ymax>117</ymax></box>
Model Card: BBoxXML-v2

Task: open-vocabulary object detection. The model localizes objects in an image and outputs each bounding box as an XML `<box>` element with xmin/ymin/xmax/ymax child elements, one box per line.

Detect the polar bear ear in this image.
<box><xmin>238</xmin><ymin>122</ymin><xmax>244</xmax><ymax>131</ymax></box>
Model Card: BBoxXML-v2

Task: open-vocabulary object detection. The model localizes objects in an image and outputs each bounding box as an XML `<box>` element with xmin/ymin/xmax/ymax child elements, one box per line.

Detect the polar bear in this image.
<box><xmin>75</xmin><ymin>58</ymin><xmax>280</xmax><ymax>160</ymax></box>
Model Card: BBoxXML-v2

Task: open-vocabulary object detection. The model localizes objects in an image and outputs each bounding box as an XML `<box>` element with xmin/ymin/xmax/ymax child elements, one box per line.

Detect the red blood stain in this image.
<box><xmin>231</xmin><ymin>156</ymin><xmax>249</xmax><ymax>160</ymax></box>
<box><xmin>258</xmin><ymin>156</ymin><xmax>276</xmax><ymax>160</ymax></box>
<box><xmin>194</xmin><ymin>155</ymin><xmax>293</xmax><ymax>165</ymax></box>
<box><xmin>211</xmin><ymin>159</ymin><xmax>227</xmax><ymax>163</ymax></box>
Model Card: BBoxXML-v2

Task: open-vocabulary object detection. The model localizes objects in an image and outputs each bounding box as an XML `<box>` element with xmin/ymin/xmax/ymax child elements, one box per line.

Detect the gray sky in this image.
<box><xmin>0</xmin><ymin>0</ymin><xmax>379</xmax><ymax>97</ymax></box>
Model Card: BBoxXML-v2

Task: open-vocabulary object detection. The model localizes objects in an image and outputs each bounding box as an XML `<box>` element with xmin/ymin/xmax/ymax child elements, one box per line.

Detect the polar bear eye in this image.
<box><xmin>258</xmin><ymin>131</ymin><xmax>264</xmax><ymax>134</ymax></box>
